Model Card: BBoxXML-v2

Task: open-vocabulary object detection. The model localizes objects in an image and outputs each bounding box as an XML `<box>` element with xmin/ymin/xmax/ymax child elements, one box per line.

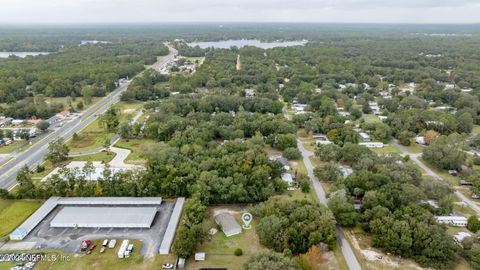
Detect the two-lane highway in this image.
<box><xmin>0</xmin><ymin>45</ymin><xmax>177</xmax><ymax>190</ymax></box>
<box><xmin>298</xmin><ymin>139</ymin><xmax>362</xmax><ymax>270</ymax></box>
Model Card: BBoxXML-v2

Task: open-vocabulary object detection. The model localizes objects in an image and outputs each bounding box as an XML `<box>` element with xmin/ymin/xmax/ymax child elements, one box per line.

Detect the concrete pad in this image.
<box><xmin>0</xmin><ymin>241</ymin><xmax>36</xmax><ymax>251</ymax></box>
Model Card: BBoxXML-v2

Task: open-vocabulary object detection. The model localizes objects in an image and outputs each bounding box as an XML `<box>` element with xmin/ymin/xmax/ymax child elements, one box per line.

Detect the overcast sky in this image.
<box><xmin>0</xmin><ymin>0</ymin><xmax>478</xmax><ymax>24</ymax></box>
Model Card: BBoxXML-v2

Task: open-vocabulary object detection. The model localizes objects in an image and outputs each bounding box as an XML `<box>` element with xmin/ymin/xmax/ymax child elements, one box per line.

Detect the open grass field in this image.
<box><xmin>372</xmin><ymin>145</ymin><xmax>402</xmax><ymax>155</ymax></box>
<box><xmin>67</xmin><ymin>118</ymin><xmax>115</xmax><ymax>152</ymax></box>
<box><xmin>402</xmin><ymin>140</ymin><xmax>425</xmax><ymax>154</ymax></box>
<box><xmin>473</xmin><ymin>125</ymin><xmax>480</xmax><ymax>135</ymax></box>
<box><xmin>190</xmin><ymin>219</ymin><xmax>264</xmax><ymax>270</ymax></box>
<box><xmin>112</xmin><ymin>101</ymin><xmax>144</xmax><ymax>122</ymax></box>
<box><xmin>0</xmin><ymin>141</ymin><xmax>26</xmax><ymax>154</ymax></box>
<box><xmin>363</xmin><ymin>114</ymin><xmax>381</xmax><ymax>123</ymax></box>
<box><xmin>114</xmin><ymin>139</ymin><xmax>157</xmax><ymax>163</ymax></box>
<box><xmin>70</xmin><ymin>151</ymin><xmax>116</xmax><ymax>163</ymax></box>
<box><xmin>418</xmin><ymin>157</ymin><xmax>459</xmax><ymax>186</ymax></box>
<box><xmin>0</xmin><ymin>240</ymin><xmax>169</xmax><ymax>270</ymax></box>
<box><xmin>69</xmin><ymin>101</ymin><xmax>143</xmax><ymax>152</ymax></box>
<box><xmin>0</xmin><ymin>199</ymin><xmax>42</xmax><ymax>237</ymax></box>
<box><xmin>185</xmin><ymin>56</ymin><xmax>205</xmax><ymax>64</ymax></box>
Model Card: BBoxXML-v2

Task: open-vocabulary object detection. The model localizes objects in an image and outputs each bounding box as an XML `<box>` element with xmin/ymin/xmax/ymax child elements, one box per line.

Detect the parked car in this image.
<box><xmin>108</xmin><ymin>239</ymin><xmax>116</xmax><ymax>248</ymax></box>
<box><xmin>87</xmin><ymin>244</ymin><xmax>96</xmax><ymax>254</ymax></box>
<box><xmin>102</xmin><ymin>239</ymin><xmax>109</xmax><ymax>247</ymax></box>
<box><xmin>81</xmin><ymin>240</ymin><xmax>91</xmax><ymax>251</ymax></box>
<box><xmin>162</xmin><ymin>263</ymin><xmax>174</xmax><ymax>269</ymax></box>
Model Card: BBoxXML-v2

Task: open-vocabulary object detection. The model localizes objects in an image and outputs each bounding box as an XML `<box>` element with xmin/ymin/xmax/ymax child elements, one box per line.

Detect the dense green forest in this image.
<box><xmin>0</xmin><ymin>41</ymin><xmax>168</xmax><ymax>118</ymax></box>
<box><xmin>3</xmin><ymin>24</ymin><xmax>480</xmax><ymax>269</ymax></box>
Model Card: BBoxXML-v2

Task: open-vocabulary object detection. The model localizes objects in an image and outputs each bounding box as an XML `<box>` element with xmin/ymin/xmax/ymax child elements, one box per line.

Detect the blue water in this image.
<box><xmin>0</xmin><ymin>52</ymin><xmax>50</xmax><ymax>58</ymax></box>
<box><xmin>188</xmin><ymin>39</ymin><xmax>307</xmax><ymax>49</ymax></box>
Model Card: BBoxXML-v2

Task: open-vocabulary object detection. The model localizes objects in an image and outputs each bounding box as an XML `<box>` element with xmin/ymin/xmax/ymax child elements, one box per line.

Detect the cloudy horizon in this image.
<box><xmin>0</xmin><ymin>0</ymin><xmax>478</xmax><ymax>24</ymax></box>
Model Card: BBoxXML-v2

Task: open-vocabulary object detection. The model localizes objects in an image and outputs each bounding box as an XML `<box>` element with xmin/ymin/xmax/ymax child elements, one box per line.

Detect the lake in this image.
<box><xmin>188</xmin><ymin>39</ymin><xmax>307</xmax><ymax>49</ymax></box>
<box><xmin>0</xmin><ymin>52</ymin><xmax>50</xmax><ymax>58</ymax></box>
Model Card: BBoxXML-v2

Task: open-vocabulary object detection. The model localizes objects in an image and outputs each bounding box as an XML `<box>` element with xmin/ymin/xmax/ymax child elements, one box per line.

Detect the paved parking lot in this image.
<box><xmin>23</xmin><ymin>202</ymin><xmax>175</xmax><ymax>257</ymax></box>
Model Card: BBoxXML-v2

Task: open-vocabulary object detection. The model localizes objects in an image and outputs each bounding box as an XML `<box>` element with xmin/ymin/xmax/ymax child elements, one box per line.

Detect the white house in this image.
<box><xmin>195</xmin><ymin>252</ymin><xmax>206</xmax><ymax>261</ymax></box>
<box><xmin>339</xmin><ymin>111</ymin><xmax>350</xmax><ymax>117</ymax></box>
<box><xmin>244</xmin><ymin>89</ymin><xmax>255</xmax><ymax>98</ymax></box>
<box><xmin>454</xmin><ymin>232</ymin><xmax>472</xmax><ymax>245</ymax></box>
<box><xmin>339</xmin><ymin>166</ymin><xmax>353</xmax><ymax>178</ymax></box>
<box><xmin>359</xmin><ymin>142</ymin><xmax>384</xmax><ymax>148</ymax></box>
<box><xmin>269</xmin><ymin>156</ymin><xmax>290</xmax><ymax>171</ymax></box>
<box><xmin>11</xmin><ymin>119</ymin><xmax>24</xmax><ymax>125</ymax></box>
<box><xmin>359</xmin><ymin>132</ymin><xmax>371</xmax><ymax>142</ymax></box>
<box><xmin>313</xmin><ymin>134</ymin><xmax>332</xmax><ymax>145</ymax></box>
<box><xmin>444</xmin><ymin>83</ymin><xmax>456</xmax><ymax>90</ymax></box>
<box><xmin>369</xmin><ymin>102</ymin><xmax>381</xmax><ymax>115</ymax></box>
<box><xmin>214</xmin><ymin>213</ymin><xmax>242</xmax><ymax>237</ymax></box>
<box><xmin>281</xmin><ymin>173</ymin><xmax>295</xmax><ymax>187</ymax></box>
<box><xmin>415</xmin><ymin>136</ymin><xmax>426</xmax><ymax>145</ymax></box>
<box><xmin>293</xmin><ymin>103</ymin><xmax>307</xmax><ymax>115</ymax></box>
<box><xmin>436</xmin><ymin>215</ymin><xmax>468</xmax><ymax>227</ymax></box>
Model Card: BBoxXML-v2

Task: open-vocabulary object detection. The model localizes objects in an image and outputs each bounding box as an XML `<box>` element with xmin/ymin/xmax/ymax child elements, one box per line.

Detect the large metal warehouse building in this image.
<box><xmin>50</xmin><ymin>207</ymin><xmax>158</xmax><ymax>228</ymax></box>
<box><xmin>10</xmin><ymin>197</ymin><xmax>163</xmax><ymax>240</ymax></box>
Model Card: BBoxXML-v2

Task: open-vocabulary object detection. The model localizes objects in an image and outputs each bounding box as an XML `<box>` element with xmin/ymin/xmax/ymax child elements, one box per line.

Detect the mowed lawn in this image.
<box><xmin>0</xmin><ymin>240</ymin><xmax>165</xmax><ymax>270</ymax></box>
<box><xmin>70</xmin><ymin>151</ymin><xmax>116</xmax><ymax>163</ymax></box>
<box><xmin>114</xmin><ymin>139</ymin><xmax>158</xmax><ymax>163</ymax></box>
<box><xmin>0</xmin><ymin>199</ymin><xmax>42</xmax><ymax>237</ymax></box>
<box><xmin>67</xmin><ymin>118</ymin><xmax>115</xmax><ymax>152</ymax></box>
<box><xmin>0</xmin><ymin>141</ymin><xmax>26</xmax><ymax>154</ymax></box>
<box><xmin>190</xmin><ymin>219</ymin><xmax>265</xmax><ymax>270</ymax></box>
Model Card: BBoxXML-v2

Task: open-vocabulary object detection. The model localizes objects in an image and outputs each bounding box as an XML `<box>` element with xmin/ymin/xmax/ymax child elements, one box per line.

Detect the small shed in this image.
<box><xmin>177</xmin><ymin>258</ymin><xmax>186</xmax><ymax>269</ymax></box>
<box><xmin>214</xmin><ymin>213</ymin><xmax>242</xmax><ymax>237</ymax></box>
<box><xmin>415</xmin><ymin>136</ymin><xmax>425</xmax><ymax>145</ymax></box>
<box><xmin>454</xmin><ymin>232</ymin><xmax>472</xmax><ymax>245</ymax></box>
<box><xmin>281</xmin><ymin>173</ymin><xmax>295</xmax><ymax>187</ymax></box>
<box><xmin>195</xmin><ymin>252</ymin><xmax>206</xmax><ymax>261</ymax></box>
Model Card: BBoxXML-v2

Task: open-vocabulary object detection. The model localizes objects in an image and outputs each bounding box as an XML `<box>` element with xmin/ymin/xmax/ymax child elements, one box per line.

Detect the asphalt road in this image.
<box><xmin>297</xmin><ymin>139</ymin><xmax>362</xmax><ymax>270</ymax></box>
<box><xmin>0</xmin><ymin>45</ymin><xmax>177</xmax><ymax>190</ymax></box>
<box><xmin>392</xmin><ymin>140</ymin><xmax>480</xmax><ymax>215</ymax></box>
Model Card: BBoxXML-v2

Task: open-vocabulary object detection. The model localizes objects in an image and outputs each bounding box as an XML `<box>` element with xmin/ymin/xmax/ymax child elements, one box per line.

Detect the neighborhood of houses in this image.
<box><xmin>0</xmin><ymin>110</ymin><xmax>77</xmax><ymax>149</ymax></box>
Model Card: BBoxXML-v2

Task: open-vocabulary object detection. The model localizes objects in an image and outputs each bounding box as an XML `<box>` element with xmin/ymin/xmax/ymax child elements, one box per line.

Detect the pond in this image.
<box><xmin>188</xmin><ymin>39</ymin><xmax>307</xmax><ymax>49</ymax></box>
<box><xmin>0</xmin><ymin>52</ymin><xmax>50</xmax><ymax>58</ymax></box>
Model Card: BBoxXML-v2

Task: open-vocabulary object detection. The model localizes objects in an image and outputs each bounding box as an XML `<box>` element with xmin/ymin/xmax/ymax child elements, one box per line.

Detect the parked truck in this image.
<box><xmin>117</xmin><ymin>240</ymin><xmax>129</xmax><ymax>258</ymax></box>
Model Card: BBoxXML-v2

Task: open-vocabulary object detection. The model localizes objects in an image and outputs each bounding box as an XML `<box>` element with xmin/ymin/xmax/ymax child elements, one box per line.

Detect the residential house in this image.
<box><xmin>436</xmin><ymin>215</ymin><xmax>468</xmax><ymax>227</ymax></box>
<box><xmin>359</xmin><ymin>132</ymin><xmax>371</xmax><ymax>142</ymax></box>
<box><xmin>359</xmin><ymin>142</ymin><xmax>384</xmax><ymax>148</ymax></box>
<box><xmin>214</xmin><ymin>213</ymin><xmax>242</xmax><ymax>237</ymax></box>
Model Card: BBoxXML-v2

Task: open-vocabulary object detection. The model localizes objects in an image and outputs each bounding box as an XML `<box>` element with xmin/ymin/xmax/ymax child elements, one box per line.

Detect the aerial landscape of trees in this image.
<box><xmin>3</xmin><ymin>23</ymin><xmax>480</xmax><ymax>269</ymax></box>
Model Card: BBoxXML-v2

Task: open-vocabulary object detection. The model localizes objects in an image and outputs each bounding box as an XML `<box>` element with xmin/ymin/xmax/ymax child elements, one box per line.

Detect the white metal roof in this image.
<box><xmin>159</xmin><ymin>197</ymin><xmax>185</xmax><ymax>254</ymax></box>
<box><xmin>214</xmin><ymin>213</ymin><xmax>242</xmax><ymax>237</ymax></box>
<box><xmin>50</xmin><ymin>207</ymin><xmax>157</xmax><ymax>228</ymax></box>
<box><xmin>10</xmin><ymin>197</ymin><xmax>60</xmax><ymax>240</ymax></box>
<box><xmin>436</xmin><ymin>216</ymin><xmax>467</xmax><ymax>222</ymax></box>
<box><xmin>10</xmin><ymin>197</ymin><xmax>162</xmax><ymax>240</ymax></box>
<box><xmin>58</xmin><ymin>197</ymin><xmax>162</xmax><ymax>205</ymax></box>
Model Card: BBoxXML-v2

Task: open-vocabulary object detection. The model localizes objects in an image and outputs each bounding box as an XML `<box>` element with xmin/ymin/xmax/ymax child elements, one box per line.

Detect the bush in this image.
<box><xmin>243</xmin><ymin>251</ymin><xmax>301</xmax><ymax>270</ymax></box>
<box><xmin>0</xmin><ymin>188</ymin><xmax>9</xmax><ymax>199</ymax></box>
<box><xmin>283</xmin><ymin>147</ymin><xmax>302</xmax><ymax>160</ymax></box>
<box><xmin>397</xmin><ymin>131</ymin><xmax>414</xmax><ymax>146</ymax></box>
<box><xmin>36</xmin><ymin>165</ymin><xmax>45</xmax><ymax>173</ymax></box>
<box><xmin>294</xmin><ymin>256</ymin><xmax>312</xmax><ymax>270</ymax></box>
<box><xmin>467</xmin><ymin>215</ymin><xmax>480</xmax><ymax>233</ymax></box>
<box><xmin>473</xmin><ymin>156</ymin><xmax>480</xmax><ymax>166</ymax></box>
<box><xmin>234</xmin><ymin>248</ymin><xmax>243</xmax><ymax>256</ymax></box>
